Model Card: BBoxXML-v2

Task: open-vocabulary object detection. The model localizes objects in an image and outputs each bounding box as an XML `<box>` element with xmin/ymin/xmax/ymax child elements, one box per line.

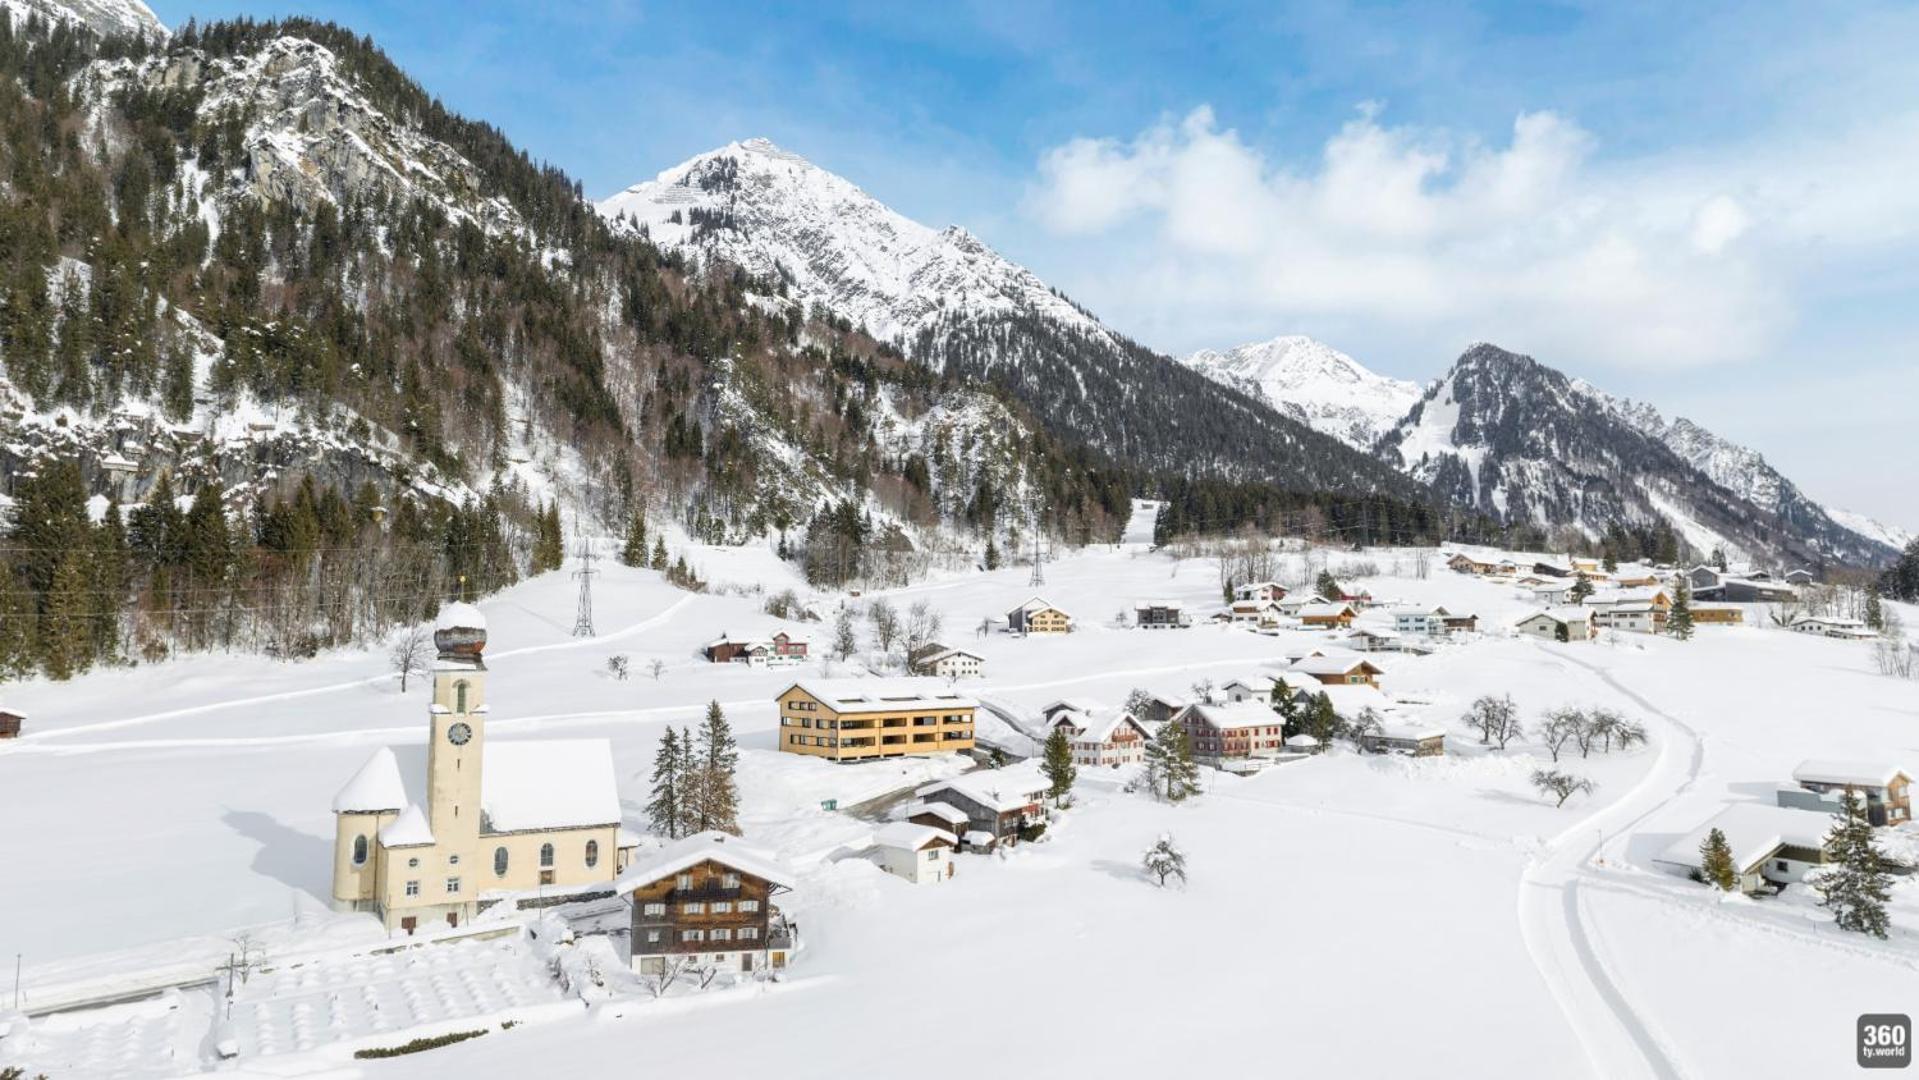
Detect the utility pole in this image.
<box><xmin>572</xmin><ymin>540</ymin><xmax>599</xmax><ymax>637</ymax></box>
<box><xmin>13</xmin><ymin>951</ymin><xmax>20</xmax><ymax>1010</ymax></box>
<box><xmin>1027</xmin><ymin>503</ymin><xmax>1045</xmax><ymax>588</ymax></box>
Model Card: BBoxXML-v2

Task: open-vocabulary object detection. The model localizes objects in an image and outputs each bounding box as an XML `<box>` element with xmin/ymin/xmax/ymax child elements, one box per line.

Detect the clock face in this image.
<box><xmin>447</xmin><ymin>722</ymin><xmax>473</xmax><ymax>746</ymax></box>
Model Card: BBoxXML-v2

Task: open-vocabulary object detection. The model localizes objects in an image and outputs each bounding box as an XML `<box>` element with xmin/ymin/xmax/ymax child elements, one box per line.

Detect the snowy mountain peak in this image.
<box><xmin>596</xmin><ymin>140</ymin><xmax>1103</xmax><ymax>345</ymax></box>
<box><xmin>2</xmin><ymin>0</ymin><xmax>164</xmax><ymax>39</ymax></box>
<box><xmin>1179</xmin><ymin>335</ymin><xmax>1422</xmax><ymax>450</ymax></box>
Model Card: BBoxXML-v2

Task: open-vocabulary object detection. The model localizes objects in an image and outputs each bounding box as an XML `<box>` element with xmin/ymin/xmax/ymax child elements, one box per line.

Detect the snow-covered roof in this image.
<box><xmin>1224</xmin><ymin>674</ymin><xmax>1278</xmax><ymax>693</ymax></box>
<box><xmin>333</xmin><ymin>747</ymin><xmax>408</xmax><ymax>814</ymax></box>
<box><xmin>482</xmin><ymin>739</ymin><xmax>622</xmax><ymax>832</ymax></box>
<box><xmin>911</xmin><ymin>801</ymin><xmax>969</xmax><ymax>825</ymax></box>
<box><xmin>917</xmin><ymin>761</ymin><xmax>1048</xmax><ymax>812</ymax></box>
<box><xmin>1182</xmin><ymin>701</ymin><xmax>1283</xmax><ymax>731</ymax></box>
<box><xmin>1390</xmin><ymin>606</ymin><xmax>1451</xmax><ymax>618</ymax></box>
<box><xmin>1013</xmin><ymin>596</ymin><xmax>1067</xmax><ymax>615</ymax></box>
<box><xmin>379</xmin><ymin>804</ymin><xmax>434</xmax><ymax>847</ymax></box>
<box><xmin>917</xmin><ymin>647</ymin><xmax>982</xmax><ymax>663</ymax></box>
<box><xmin>1064</xmin><ymin>711</ymin><xmax>1148</xmax><ymax>744</ymax></box>
<box><xmin>1521</xmin><ymin>607</ymin><xmax>1593</xmax><ymax>625</ymax></box>
<box><xmin>1792</xmin><ymin>760</ymin><xmax>1910</xmax><ymax>789</ymax></box>
<box><xmin>874</xmin><ymin>822</ymin><xmax>953</xmax><ymax>851</ymax></box>
<box><xmin>964</xmin><ymin>830</ymin><xmax>997</xmax><ymax>846</ymax></box>
<box><xmin>1289</xmin><ymin>655</ymin><xmax>1382</xmax><ymax>677</ymax></box>
<box><xmin>1376</xmin><ymin>721</ymin><xmax>1445</xmax><ymax>740</ymax></box>
<box><xmin>789</xmin><ymin>678</ymin><xmax>978</xmax><ymax>713</ymax></box>
<box><xmin>435</xmin><ymin>601</ymin><xmax>487</xmax><ymax>632</ymax></box>
<box><xmin>617</xmin><ymin>828</ymin><xmax>643</xmax><ymax>849</ymax></box>
<box><xmin>1041</xmin><ymin>697</ymin><xmax>1103</xmax><ymax>718</ymax></box>
<box><xmin>614</xmin><ymin>831</ymin><xmax>794</xmax><ymax>892</ymax></box>
<box><xmin>1296</xmin><ymin>602</ymin><xmax>1354</xmax><ymax>618</ymax></box>
<box><xmin>1285</xmin><ymin>734</ymin><xmax>1320</xmax><ymax>747</ymax></box>
<box><xmin>1657</xmin><ymin>804</ymin><xmax>1834</xmax><ymax>874</ymax></box>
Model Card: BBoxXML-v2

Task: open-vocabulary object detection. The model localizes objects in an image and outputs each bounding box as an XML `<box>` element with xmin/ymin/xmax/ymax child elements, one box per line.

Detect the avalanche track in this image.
<box><xmin>1516</xmin><ymin>645</ymin><xmax>1706</xmax><ymax>1080</ymax></box>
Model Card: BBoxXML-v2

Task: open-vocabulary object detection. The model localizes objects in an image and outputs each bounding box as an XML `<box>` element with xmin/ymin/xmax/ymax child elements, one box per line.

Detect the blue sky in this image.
<box><xmin>151</xmin><ymin>1</ymin><xmax>1919</xmax><ymax>529</ymax></box>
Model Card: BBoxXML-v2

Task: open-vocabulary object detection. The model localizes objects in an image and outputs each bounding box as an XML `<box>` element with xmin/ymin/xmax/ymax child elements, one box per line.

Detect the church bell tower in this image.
<box><xmin>427</xmin><ymin>603</ymin><xmax>488</xmax><ymax>850</ymax></box>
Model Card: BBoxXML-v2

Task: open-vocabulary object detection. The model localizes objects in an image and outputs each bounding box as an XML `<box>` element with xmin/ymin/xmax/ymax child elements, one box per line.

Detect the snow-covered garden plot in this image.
<box><xmin>1</xmin><ymin>536</ymin><xmax>1915</xmax><ymax>1078</ymax></box>
<box><xmin>2</xmin><ymin>988</ymin><xmax>214</xmax><ymax>1080</ymax></box>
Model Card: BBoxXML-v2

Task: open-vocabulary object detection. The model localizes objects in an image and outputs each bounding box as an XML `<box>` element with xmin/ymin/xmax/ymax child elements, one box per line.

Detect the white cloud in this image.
<box><xmin>1020</xmin><ymin>103</ymin><xmax>1919</xmax><ymax>370</ymax></box>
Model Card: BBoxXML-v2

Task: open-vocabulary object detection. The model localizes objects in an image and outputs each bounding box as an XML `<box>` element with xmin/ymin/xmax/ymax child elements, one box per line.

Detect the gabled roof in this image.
<box><xmin>1658</xmin><ymin>804</ymin><xmax>1834</xmax><ymax>875</ymax></box>
<box><xmin>334</xmin><ymin>747</ymin><xmax>408</xmax><ymax>814</ymax></box>
<box><xmin>1792</xmin><ymin>760</ymin><xmax>1910</xmax><ymax>789</ymax></box>
<box><xmin>1041</xmin><ymin>697</ymin><xmax>1103</xmax><ymax>719</ymax></box>
<box><xmin>911</xmin><ymin>801</ymin><xmax>970</xmax><ymax>825</ymax></box>
<box><xmin>1375</xmin><ymin>721</ymin><xmax>1445</xmax><ymax>740</ymax></box>
<box><xmin>787</xmin><ymin>678</ymin><xmax>979</xmax><ymax>713</ymax></box>
<box><xmin>1012</xmin><ymin>596</ymin><xmax>1069</xmax><ymax>616</ymax></box>
<box><xmin>917</xmin><ymin>647</ymin><xmax>983</xmax><ymax>664</ymax></box>
<box><xmin>1180</xmin><ymin>701</ymin><xmax>1282</xmax><ymax>731</ymax></box>
<box><xmin>483</xmin><ymin>739</ymin><xmax>623</xmax><ymax>832</ymax></box>
<box><xmin>1296</xmin><ymin>602</ymin><xmax>1356</xmax><ymax>618</ymax></box>
<box><xmin>917</xmin><ymin>761</ymin><xmax>1048</xmax><ymax>812</ymax></box>
<box><xmin>379</xmin><ymin>803</ymin><xmax>435</xmax><ymax>847</ymax></box>
<box><xmin>614</xmin><ymin>831</ymin><xmax>794</xmax><ymax>893</ymax></box>
<box><xmin>1289</xmin><ymin>655</ymin><xmax>1384</xmax><ymax>677</ymax></box>
<box><xmin>1061</xmin><ymin>711</ymin><xmax>1149</xmax><ymax>744</ymax></box>
<box><xmin>874</xmin><ymin>821</ymin><xmax>954</xmax><ymax>851</ymax></box>
<box><xmin>1390</xmin><ymin>606</ymin><xmax>1452</xmax><ymax>618</ymax></box>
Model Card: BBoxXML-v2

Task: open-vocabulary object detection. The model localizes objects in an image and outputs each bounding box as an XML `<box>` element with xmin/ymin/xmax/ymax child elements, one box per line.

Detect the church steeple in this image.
<box><xmin>427</xmin><ymin>602</ymin><xmax>488</xmax><ymax>844</ymax></box>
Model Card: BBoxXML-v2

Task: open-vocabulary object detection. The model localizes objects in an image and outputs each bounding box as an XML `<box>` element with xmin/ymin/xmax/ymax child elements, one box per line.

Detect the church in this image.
<box><xmin>330</xmin><ymin>603</ymin><xmax>638</xmax><ymax>933</ymax></box>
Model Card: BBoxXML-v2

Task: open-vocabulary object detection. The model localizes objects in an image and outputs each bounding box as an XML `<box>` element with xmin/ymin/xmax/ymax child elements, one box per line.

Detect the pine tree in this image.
<box><xmin>1816</xmin><ymin>792</ymin><xmax>1892</xmax><ymax>939</ymax></box>
<box><xmin>691</xmin><ymin>700</ymin><xmax>741</xmax><ymax>835</ymax></box>
<box><xmin>1569</xmin><ymin>572</ymin><xmax>1594</xmax><ymax>603</ymax></box>
<box><xmin>620</xmin><ymin>514</ymin><xmax>648</xmax><ymax>567</ymax></box>
<box><xmin>1865</xmin><ymin>587</ymin><xmax>1885</xmax><ymax>632</ymax></box>
<box><xmin>1307</xmin><ymin>692</ymin><xmax>1339</xmax><ymax>744</ymax></box>
<box><xmin>1699</xmin><ymin>826</ymin><xmax>1738</xmax><ymax>891</ymax></box>
<box><xmin>1144</xmin><ymin>720</ymin><xmax>1202</xmax><ymax>803</ymax></box>
<box><xmin>40</xmin><ymin>552</ymin><xmax>91</xmax><ymax>680</ymax></box>
<box><xmin>1272</xmin><ymin>681</ymin><xmax>1300</xmax><ymax>736</ymax></box>
<box><xmin>1041</xmin><ymin>725</ymin><xmax>1076</xmax><ymax>807</ymax></box>
<box><xmin>646</xmin><ymin>726</ymin><xmax>686</xmax><ymax>839</ymax></box>
<box><xmin>650</xmin><ymin>536</ymin><xmax>668</xmax><ymax>571</ymax></box>
<box><xmin>1667</xmin><ymin>575</ymin><xmax>1695</xmax><ymax>640</ymax></box>
<box><xmin>1315</xmin><ymin>569</ymin><xmax>1342</xmax><ymax>599</ymax></box>
<box><xmin>0</xmin><ymin>572</ymin><xmax>37</xmax><ymax>679</ymax></box>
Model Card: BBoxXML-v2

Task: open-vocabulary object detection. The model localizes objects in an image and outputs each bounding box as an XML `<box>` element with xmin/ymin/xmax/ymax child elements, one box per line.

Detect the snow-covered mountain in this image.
<box><xmin>1378</xmin><ymin>343</ymin><xmax>1892</xmax><ymax>566</ymax></box>
<box><xmin>1822</xmin><ymin>507</ymin><xmax>1914</xmax><ymax>553</ymax></box>
<box><xmin>1179</xmin><ymin>335</ymin><xmax>1422</xmax><ymax>450</ymax></box>
<box><xmin>600</xmin><ymin>138</ymin><xmax>1104</xmax><ymax>347</ymax></box>
<box><xmin>598</xmin><ymin>140</ymin><xmax>1432</xmax><ymax>501</ymax></box>
<box><xmin>2</xmin><ymin>0</ymin><xmax>163</xmax><ymax>38</ymax></box>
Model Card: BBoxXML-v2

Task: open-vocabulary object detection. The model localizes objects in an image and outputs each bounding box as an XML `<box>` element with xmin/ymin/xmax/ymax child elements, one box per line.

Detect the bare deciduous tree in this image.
<box><xmin>1531</xmin><ymin>768</ymin><xmax>1596</xmax><ymax>807</ymax></box>
<box><xmin>1539</xmin><ymin>707</ymin><xmax>1583</xmax><ymax>762</ymax></box>
<box><xmin>607</xmin><ymin>654</ymin><xmax>630</xmax><ymax>681</ymax></box>
<box><xmin>1463</xmin><ymin>694</ymin><xmax>1525</xmax><ymax>750</ymax></box>
<box><xmin>648</xmin><ymin>658</ymin><xmax>667</xmax><ymax>681</ymax></box>
<box><xmin>388</xmin><ymin>625</ymin><xmax>433</xmax><ymax>693</ymax></box>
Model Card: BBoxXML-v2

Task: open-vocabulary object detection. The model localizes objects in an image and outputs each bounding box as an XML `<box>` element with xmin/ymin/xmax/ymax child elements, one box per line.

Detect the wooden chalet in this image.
<box><xmin>1172</xmin><ymin>701</ymin><xmax>1287</xmax><ymax>765</ymax></box>
<box><xmin>1296</xmin><ymin>602</ymin><xmax>1357</xmax><ymax>629</ymax></box>
<box><xmin>915</xmin><ymin>763</ymin><xmax>1048</xmax><ymax>850</ymax></box>
<box><xmin>0</xmin><ymin>708</ymin><xmax>22</xmax><ymax>739</ymax></box>
<box><xmin>620</xmin><ymin>832</ymin><xmax>796</xmax><ymax>976</ymax></box>
<box><xmin>1008</xmin><ymin>597</ymin><xmax>1073</xmax><ymax>635</ymax></box>
<box><xmin>1288</xmin><ymin>654</ymin><xmax>1384</xmax><ymax>687</ymax></box>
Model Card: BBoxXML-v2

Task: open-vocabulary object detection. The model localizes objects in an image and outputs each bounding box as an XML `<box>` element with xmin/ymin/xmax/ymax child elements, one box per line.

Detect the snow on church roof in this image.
<box><xmin>379</xmin><ymin>803</ymin><xmax>435</xmax><ymax>847</ymax></box>
<box><xmin>435</xmin><ymin>601</ymin><xmax>487</xmax><ymax>631</ymax></box>
<box><xmin>482</xmin><ymin>739</ymin><xmax>623</xmax><ymax>833</ymax></box>
<box><xmin>333</xmin><ymin>747</ymin><xmax>408</xmax><ymax>813</ymax></box>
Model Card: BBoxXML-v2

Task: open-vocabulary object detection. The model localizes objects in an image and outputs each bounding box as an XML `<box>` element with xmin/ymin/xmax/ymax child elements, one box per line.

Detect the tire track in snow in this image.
<box><xmin>1515</xmin><ymin>644</ymin><xmax>1704</xmax><ymax>1080</ymax></box>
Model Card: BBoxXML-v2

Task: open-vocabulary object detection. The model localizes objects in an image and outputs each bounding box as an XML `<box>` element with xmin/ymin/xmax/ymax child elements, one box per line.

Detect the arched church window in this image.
<box><xmin>352</xmin><ymin>834</ymin><xmax>368</xmax><ymax>865</ymax></box>
<box><xmin>455</xmin><ymin>681</ymin><xmax>469</xmax><ymax>714</ymax></box>
<box><xmin>585</xmin><ymin>840</ymin><xmax>599</xmax><ymax>868</ymax></box>
<box><xmin>540</xmin><ymin>842</ymin><xmax>555</xmax><ymax>868</ymax></box>
<box><xmin>494</xmin><ymin>846</ymin><xmax>509</xmax><ymax>876</ymax></box>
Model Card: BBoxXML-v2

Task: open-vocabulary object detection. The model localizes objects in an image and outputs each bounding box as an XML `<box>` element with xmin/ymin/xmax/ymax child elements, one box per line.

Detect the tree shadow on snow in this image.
<box><xmin>1089</xmin><ymin>858</ymin><xmax>1149</xmax><ymax>886</ymax></box>
<box><xmin>223</xmin><ymin>809</ymin><xmax>334</xmax><ymax>904</ymax></box>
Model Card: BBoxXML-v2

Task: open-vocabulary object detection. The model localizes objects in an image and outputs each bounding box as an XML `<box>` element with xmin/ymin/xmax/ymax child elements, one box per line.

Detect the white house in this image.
<box><xmin>1234</xmin><ymin>581</ymin><xmax>1288</xmax><ymax>602</ymax></box>
<box><xmin>1048</xmin><ymin>708</ymin><xmax>1151</xmax><ymax>767</ymax></box>
<box><xmin>1779</xmin><ymin>760</ymin><xmax>1912</xmax><ymax>826</ymax></box>
<box><xmin>1227</xmin><ymin>599</ymin><xmax>1283</xmax><ymax>628</ymax></box>
<box><xmin>1221</xmin><ymin>675</ymin><xmax>1278</xmax><ymax>703</ymax></box>
<box><xmin>1391</xmin><ymin>607</ymin><xmax>1448</xmax><ymax>636</ymax></box>
<box><xmin>1789</xmin><ymin>616</ymin><xmax>1876</xmax><ymax>640</ymax></box>
<box><xmin>1515</xmin><ymin>607</ymin><xmax>1595</xmax><ymax>642</ymax></box>
<box><xmin>911</xmin><ymin>646</ymin><xmax>984</xmax><ymax>679</ymax></box>
<box><xmin>1653</xmin><ymin>804</ymin><xmax>1835</xmax><ymax>894</ymax></box>
<box><xmin>872</xmin><ymin>822</ymin><xmax>955</xmax><ymax>885</ymax></box>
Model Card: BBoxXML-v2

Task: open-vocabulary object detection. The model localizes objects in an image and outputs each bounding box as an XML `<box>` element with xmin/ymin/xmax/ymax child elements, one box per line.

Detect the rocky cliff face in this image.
<box><xmin>1179</xmin><ymin>335</ymin><xmax>1422</xmax><ymax>451</ymax></box>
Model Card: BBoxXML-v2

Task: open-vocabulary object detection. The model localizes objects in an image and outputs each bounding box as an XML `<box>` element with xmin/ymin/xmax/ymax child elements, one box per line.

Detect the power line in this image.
<box><xmin>570</xmin><ymin>538</ymin><xmax>598</xmax><ymax>637</ymax></box>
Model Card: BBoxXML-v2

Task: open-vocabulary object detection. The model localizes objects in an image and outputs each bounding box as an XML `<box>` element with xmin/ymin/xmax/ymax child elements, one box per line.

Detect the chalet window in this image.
<box><xmin>739</xmin><ymin>900</ymin><xmax>759</xmax><ymax>912</ymax></box>
<box><xmin>494</xmin><ymin>847</ymin><xmax>509</xmax><ymax>876</ymax></box>
<box><xmin>645</xmin><ymin>930</ymin><xmax>661</xmax><ymax>943</ymax></box>
<box><xmin>925</xmin><ymin>849</ymin><xmax>939</xmax><ymax>862</ymax></box>
<box><xmin>404</xmin><ymin>880</ymin><xmax>420</xmax><ymax>897</ymax></box>
<box><xmin>585</xmin><ymin>840</ymin><xmax>600</xmax><ymax>868</ymax></box>
<box><xmin>676</xmin><ymin>873</ymin><xmax>693</xmax><ymax>889</ymax></box>
<box><xmin>683</xmin><ymin>902</ymin><xmax>705</xmax><ymax>914</ymax></box>
<box><xmin>711</xmin><ymin>901</ymin><xmax>732</xmax><ymax>914</ymax></box>
<box><xmin>540</xmin><ymin>843</ymin><xmax>555</xmax><ymax>868</ymax></box>
<box><xmin>446</xmin><ymin>876</ymin><xmax>460</xmax><ymax>894</ymax></box>
<box><xmin>722</xmin><ymin>873</ymin><xmax>740</xmax><ymax>888</ymax></box>
<box><xmin>738</xmin><ymin>926</ymin><xmax>758</xmax><ymax>940</ymax></box>
<box><xmin>681</xmin><ymin>929</ymin><xmax>705</xmax><ymax>942</ymax></box>
<box><xmin>643</xmin><ymin>902</ymin><xmax>666</xmax><ymax>916</ymax></box>
<box><xmin>352</xmin><ymin>835</ymin><xmax>368</xmax><ymax>865</ymax></box>
<box><xmin>711</xmin><ymin>928</ymin><xmax>732</xmax><ymax>942</ymax></box>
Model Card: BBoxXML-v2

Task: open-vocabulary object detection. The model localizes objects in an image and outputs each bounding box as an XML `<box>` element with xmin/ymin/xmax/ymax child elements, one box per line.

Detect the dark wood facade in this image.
<box><xmin>0</xmin><ymin>710</ymin><xmax>21</xmax><ymax>739</ymax></box>
<box><xmin>628</xmin><ymin>858</ymin><xmax>791</xmax><ymax>972</ymax></box>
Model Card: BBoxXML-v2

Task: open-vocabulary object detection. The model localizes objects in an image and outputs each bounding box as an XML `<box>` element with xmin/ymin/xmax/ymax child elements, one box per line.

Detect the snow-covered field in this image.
<box><xmin>2</xmin><ymin>505</ymin><xmax>1915</xmax><ymax>1078</ymax></box>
